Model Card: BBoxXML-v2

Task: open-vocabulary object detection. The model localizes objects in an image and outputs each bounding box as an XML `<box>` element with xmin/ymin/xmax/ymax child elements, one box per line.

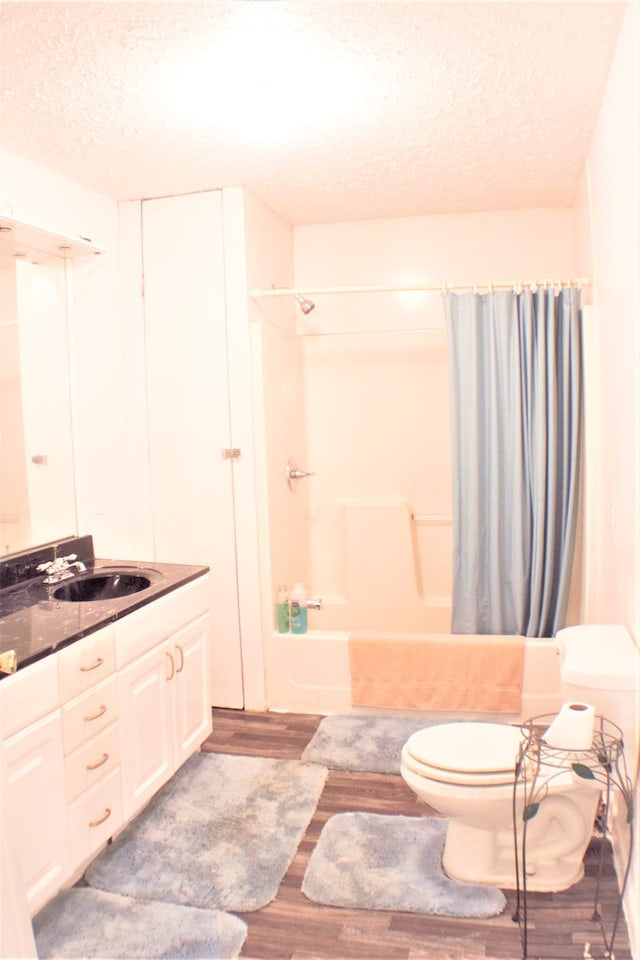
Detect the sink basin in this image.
<box><xmin>52</xmin><ymin>572</ymin><xmax>151</xmax><ymax>603</ymax></box>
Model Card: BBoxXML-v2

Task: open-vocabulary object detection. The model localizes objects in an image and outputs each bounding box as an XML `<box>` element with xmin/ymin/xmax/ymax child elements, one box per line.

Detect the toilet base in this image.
<box><xmin>441</xmin><ymin>786</ymin><xmax>601</xmax><ymax>893</ymax></box>
<box><xmin>442</xmin><ymin>819</ymin><xmax>587</xmax><ymax>892</ymax></box>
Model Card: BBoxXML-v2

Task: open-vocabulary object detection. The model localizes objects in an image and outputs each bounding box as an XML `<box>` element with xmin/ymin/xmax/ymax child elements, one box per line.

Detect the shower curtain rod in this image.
<box><xmin>249</xmin><ymin>278</ymin><xmax>590</xmax><ymax>298</ymax></box>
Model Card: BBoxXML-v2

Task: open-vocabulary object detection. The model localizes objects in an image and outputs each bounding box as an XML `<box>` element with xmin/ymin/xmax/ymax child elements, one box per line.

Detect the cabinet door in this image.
<box><xmin>2</xmin><ymin>710</ymin><xmax>70</xmax><ymax>914</ymax></box>
<box><xmin>0</xmin><ymin>826</ymin><xmax>37</xmax><ymax>957</ymax></box>
<box><xmin>170</xmin><ymin>613</ymin><xmax>212</xmax><ymax>768</ymax></box>
<box><xmin>117</xmin><ymin>642</ymin><xmax>173</xmax><ymax>822</ymax></box>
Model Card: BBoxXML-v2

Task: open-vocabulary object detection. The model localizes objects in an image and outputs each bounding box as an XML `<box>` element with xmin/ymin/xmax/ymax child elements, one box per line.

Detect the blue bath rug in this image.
<box><xmin>85</xmin><ymin>752</ymin><xmax>327</xmax><ymax>912</ymax></box>
<box><xmin>302</xmin><ymin>714</ymin><xmax>439</xmax><ymax>774</ymax></box>
<box><xmin>33</xmin><ymin>887</ymin><xmax>247</xmax><ymax>958</ymax></box>
<box><xmin>302</xmin><ymin>812</ymin><xmax>507</xmax><ymax>918</ymax></box>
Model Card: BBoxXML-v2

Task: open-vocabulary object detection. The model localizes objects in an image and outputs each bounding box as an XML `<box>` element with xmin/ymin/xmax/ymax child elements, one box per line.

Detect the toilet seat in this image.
<box><xmin>402</xmin><ymin>722</ymin><xmax>523</xmax><ymax>786</ymax></box>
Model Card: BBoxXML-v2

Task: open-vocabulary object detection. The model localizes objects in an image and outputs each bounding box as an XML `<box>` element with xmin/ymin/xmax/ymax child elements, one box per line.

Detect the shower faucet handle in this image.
<box><xmin>289</xmin><ymin>468</ymin><xmax>314</xmax><ymax>480</ymax></box>
<box><xmin>286</xmin><ymin>458</ymin><xmax>314</xmax><ymax>490</ymax></box>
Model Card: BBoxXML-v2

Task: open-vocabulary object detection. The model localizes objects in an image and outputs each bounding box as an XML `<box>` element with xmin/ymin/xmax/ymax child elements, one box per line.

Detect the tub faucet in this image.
<box><xmin>37</xmin><ymin>554</ymin><xmax>87</xmax><ymax>584</ymax></box>
<box><xmin>307</xmin><ymin>598</ymin><xmax>323</xmax><ymax>612</ymax></box>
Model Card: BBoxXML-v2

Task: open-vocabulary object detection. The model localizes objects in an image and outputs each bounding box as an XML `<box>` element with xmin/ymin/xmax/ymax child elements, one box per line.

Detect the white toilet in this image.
<box><xmin>400</xmin><ymin>624</ymin><xmax>638</xmax><ymax>892</ymax></box>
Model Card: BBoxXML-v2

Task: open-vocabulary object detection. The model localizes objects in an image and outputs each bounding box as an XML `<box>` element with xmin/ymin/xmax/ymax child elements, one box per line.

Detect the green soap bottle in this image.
<box><xmin>277</xmin><ymin>584</ymin><xmax>290</xmax><ymax>633</ymax></box>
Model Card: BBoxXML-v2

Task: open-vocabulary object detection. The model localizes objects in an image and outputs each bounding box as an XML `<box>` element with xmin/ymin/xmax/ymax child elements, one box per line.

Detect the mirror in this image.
<box><xmin>0</xmin><ymin>252</ymin><xmax>77</xmax><ymax>555</ymax></box>
<box><xmin>0</xmin><ymin>215</ymin><xmax>104</xmax><ymax>557</ymax></box>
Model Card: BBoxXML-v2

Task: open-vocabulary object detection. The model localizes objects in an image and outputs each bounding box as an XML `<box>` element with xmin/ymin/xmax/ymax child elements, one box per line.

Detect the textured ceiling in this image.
<box><xmin>0</xmin><ymin>1</ymin><xmax>626</xmax><ymax>225</ymax></box>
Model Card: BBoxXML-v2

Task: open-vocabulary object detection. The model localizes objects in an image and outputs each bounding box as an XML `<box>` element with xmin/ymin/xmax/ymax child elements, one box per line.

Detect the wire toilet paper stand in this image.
<box><xmin>512</xmin><ymin>714</ymin><xmax>633</xmax><ymax>960</ymax></box>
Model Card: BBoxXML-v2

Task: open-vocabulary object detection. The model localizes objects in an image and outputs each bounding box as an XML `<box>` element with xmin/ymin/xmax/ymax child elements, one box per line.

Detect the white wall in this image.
<box><xmin>575</xmin><ymin>4</ymin><xmax>639</xmax><ymax>640</ymax></box>
<box><xmin>574</xmin><ymin>3</ymin><xmax>639</xmax><ymax>955</ymax></box>
<box><xmin>240</xmin><ymin>190</ymin><xmax>306</xmax><ymax>701</ymax></box>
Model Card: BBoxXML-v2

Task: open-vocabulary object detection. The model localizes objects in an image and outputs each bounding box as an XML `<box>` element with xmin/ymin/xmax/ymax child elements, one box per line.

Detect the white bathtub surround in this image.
<box><xmin>310</xmin><ymin>501</ymin><xmax>452</xmax><ymax>633</ymax></box>
<box><xmin>266</xmin><ymin>630</ymin><xmax>561</xmax><ymax>722</ymax></box>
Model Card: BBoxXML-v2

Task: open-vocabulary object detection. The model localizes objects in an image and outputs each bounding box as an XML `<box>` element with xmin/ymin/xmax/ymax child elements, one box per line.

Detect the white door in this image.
<box><xmin>142</xmin><ymin>192</ymin><xmax>243</xmax><ymax>707</ymax></box>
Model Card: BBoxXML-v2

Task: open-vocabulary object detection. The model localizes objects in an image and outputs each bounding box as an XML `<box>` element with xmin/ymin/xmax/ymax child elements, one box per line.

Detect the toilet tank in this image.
<box><xmin>555</xmin><ymin>624</ymin><xmax>639</xmax><ymax>771</ymax></box>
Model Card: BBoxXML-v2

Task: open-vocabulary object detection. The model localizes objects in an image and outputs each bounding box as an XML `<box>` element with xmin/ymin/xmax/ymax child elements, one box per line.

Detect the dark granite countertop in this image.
<box><xmin>0</xmin><ymin>547</ymin><xmax>208</xmax><ymax>675</ymax></box>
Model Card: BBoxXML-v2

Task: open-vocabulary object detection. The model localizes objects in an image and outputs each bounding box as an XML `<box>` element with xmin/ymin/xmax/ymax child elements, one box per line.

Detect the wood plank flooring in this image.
<box><xmin>202</xmin><ymin>709</ymin><xmax>632</xmax><ymax>960</ymax></box>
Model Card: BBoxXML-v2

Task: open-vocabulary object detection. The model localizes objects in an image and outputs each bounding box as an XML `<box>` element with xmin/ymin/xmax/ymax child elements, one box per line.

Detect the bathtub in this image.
<box><xmin>265</xmin><ymin>630</ymin><xmax>563</xmax><ymax>722</ymax></box>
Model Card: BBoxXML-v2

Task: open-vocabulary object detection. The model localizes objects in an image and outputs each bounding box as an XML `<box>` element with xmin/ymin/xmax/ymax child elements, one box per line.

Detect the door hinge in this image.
<box><xmin>221</xmin><ymin>448</ymin><xmax>241</xmax><ymax>460</ymax></box>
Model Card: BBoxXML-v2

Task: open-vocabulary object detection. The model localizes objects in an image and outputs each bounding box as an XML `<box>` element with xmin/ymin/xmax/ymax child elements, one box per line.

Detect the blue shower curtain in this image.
<box><xmin>445</xmin><ymin>287</ymin><xmax>583</xmax><ymax>638</ymax></box>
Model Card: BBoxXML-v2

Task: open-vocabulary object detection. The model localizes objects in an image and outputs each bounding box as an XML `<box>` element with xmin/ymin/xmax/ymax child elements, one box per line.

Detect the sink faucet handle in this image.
<box><xmin>38</xmin><ymin>554</ymin><xmax>76</xmax><ymax>573</ymax></box>
<box><xmin>37</xmin><ymin>554</ymin><xmax>85</xmax><ymax>584</ymax></box>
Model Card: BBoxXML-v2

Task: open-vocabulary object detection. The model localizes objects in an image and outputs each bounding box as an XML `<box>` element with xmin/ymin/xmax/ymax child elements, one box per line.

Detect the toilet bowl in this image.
<box><xmin>400</xmin><ymin>624</ymin><xmax>639</xmax><ymax>893</ymax></box>
<box><xmin>400</xmin><ymin>720</ymin><xmax>601</xmax><ymax>891</ymax></box>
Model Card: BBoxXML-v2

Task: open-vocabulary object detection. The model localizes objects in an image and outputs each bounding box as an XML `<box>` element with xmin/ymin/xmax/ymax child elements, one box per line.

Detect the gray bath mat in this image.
<box><xmin>302</xmin><ymin>812</ymin><xmax>506</xmax><ymax>918</ymax></box>
<box><xmin>302</xmin><ymin>714</ymin><xmax>437</xmax><ymax>773</ymax></box>
<box><xmin>85</xmin><ymin>752</ymin><xmax>327</xmax><ymax>911</ymax></box>
<box><xmin>33</xmin><ymin>887</ymin><xmax>247</xmax><ymax>959</ymax></box>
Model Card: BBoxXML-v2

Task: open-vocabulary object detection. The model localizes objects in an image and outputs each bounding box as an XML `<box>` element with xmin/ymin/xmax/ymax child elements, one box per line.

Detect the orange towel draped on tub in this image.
<box><xmin>348</xmin><ymin>632</ymin><xmax>526</xmax><ymax>713</ymax></box>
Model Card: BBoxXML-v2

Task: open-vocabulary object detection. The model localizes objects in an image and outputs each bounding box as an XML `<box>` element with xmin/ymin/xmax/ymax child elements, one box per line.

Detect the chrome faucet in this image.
<box><xmin>306</xmin><ymin>598</ymin><xmax>323</xmax><ymax>612</ymax></box>
<box><xmin>37</xmin><ymin>553</ymin><xmax>87</xmax><ymax>584</ymax></box>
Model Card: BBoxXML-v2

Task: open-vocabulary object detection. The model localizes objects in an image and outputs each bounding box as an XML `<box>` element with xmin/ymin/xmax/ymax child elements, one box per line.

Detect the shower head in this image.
<box><xmin>295</xmin><ymin>293</ymin><xmax>316</xmax><ymax>315</ymax></box>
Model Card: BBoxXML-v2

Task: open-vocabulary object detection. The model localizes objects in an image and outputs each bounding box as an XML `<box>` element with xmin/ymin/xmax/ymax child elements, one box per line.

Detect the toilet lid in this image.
<box><xmin>401</xmin><ymin>747</ymin><xmax>518</xmax><ymax>786</ymax></box>
<box><xmin>404</xmin><ymin>722</ymin><xmax>523</xmax><ymax>780</ymax></box>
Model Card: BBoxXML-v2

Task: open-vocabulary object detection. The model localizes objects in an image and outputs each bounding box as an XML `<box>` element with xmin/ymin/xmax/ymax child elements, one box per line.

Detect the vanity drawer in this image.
<box><xmin>61</xmin><ymin>675</ymin><xmax>117</xmax><ymax>755</ymax></box>
<box><xmin>58</xmin><ymin>625</ymin><xmax>115</xmax><ymax>703</ymax></box>
<box><xmin>68</xmin><ymin>766</ymin><xmax>123</xmax><ymax>867</ymax></box>
<box><xmin>64</xmin><ymin>721</ymin><xmax>120</xmax><ymax>803</ymax></box>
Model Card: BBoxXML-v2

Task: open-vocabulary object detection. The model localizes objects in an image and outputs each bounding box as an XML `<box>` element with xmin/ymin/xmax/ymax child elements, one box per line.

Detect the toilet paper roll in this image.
<box><xmin>542</xmin><ymin>702</ymin><xmax>596</xmax><ymax>750</ymax></box>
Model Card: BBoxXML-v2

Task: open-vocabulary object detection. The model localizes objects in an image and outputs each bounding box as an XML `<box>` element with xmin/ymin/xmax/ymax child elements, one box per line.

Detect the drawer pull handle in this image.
<box><xmin>89</xmin><ymin>807</ymin><xmax>111</xmax><ymax>828</ymax></box>
<box><xmin>175</xmin><ymin>644</ymin><xmax>185</xmax><ymax>673</ymax></box>
<box><xmin>84</xmin><ymin>704</ymin><xmax>107</xmax><ymax>722</ymax></box>
<box><xmin>86</xmin><ymin>752</ymin><xmax>109</xmax><ymax>771</ymax></box>
<box><xmin>80</xmin><ymin>656</ymin><xmax>104</xmax><ymax>672</ymax></box>
<box><xmin>166</xmin><ymin>651</ymin><xmax>175</xmax><ymax>682</ymax></box>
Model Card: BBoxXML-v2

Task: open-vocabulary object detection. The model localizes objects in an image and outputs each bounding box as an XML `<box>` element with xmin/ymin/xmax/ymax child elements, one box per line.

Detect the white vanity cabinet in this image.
<box><xmin>0</xmin><ymin>656</ymin><xmax>71</xmax><ymax>915</ymax></box>
<box><xmin>116</xmin><ymin>577</ymin><xmax>211</xmax><ymax>822</ymax></box>
<box><xmin>0</xmin><ymin>571</ymin><xmax>211</xmax><ymax>925</ymax></box>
